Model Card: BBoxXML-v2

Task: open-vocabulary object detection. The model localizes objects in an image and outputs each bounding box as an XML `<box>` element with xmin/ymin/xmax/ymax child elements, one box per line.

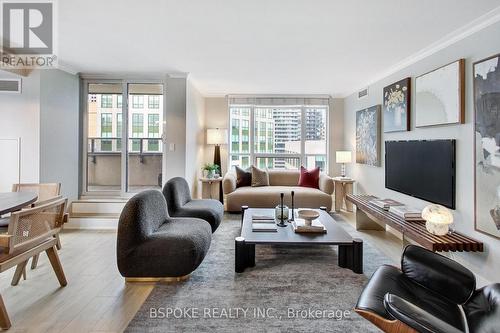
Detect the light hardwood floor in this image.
<box><xmin>0</xmin><ymin>230</ymin><xmax>154</xmax><ymax>333</ymax></box>
<box><xmin>0</xmin><ymin>212</ymin><xmax>403</xmax><ymax>333</ymax></box>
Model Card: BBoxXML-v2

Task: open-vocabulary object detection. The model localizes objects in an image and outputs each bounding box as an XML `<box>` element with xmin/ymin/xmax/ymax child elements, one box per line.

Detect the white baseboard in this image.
<box><xmin>66</xmin><ymin>217</ymin><xmax>118</xmax><ymax>230</ymax></box>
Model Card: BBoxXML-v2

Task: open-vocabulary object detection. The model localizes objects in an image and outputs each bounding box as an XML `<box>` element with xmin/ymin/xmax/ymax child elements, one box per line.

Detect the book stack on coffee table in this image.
<box><xmin>251</xmin><ymin>214</ymin><xmax>277</xmax><ymax>232</ymax></box>
<box><xmin>291</xmin><ymin>218</ymin><xmax>326</xmax><ymax>234</ymax></box>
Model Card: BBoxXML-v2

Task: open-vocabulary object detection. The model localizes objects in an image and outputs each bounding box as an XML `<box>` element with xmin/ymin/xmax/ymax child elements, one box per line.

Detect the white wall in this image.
<box><xmin>329</xmin><ymin>98</ymin><xmax>344</xmax><ymax>176</ymax></box>
<box><xmin>343</xmin><ymin>21</ymin><xmax>500</xmax><ymax>285</ymax></box>
<box><xmin>186</xmin><ymin>79</ymin><xmax>206</xmax><ymax>198</ymax></box>
<box><xmin>0</xmin><ymin>70</ymin><xmax>40</xmax><ymax>187</ymax></box>
<box><xmin>40</xmin><ymin>70</ymin><xmax>80</xmax><ymax>200</ymax></box>
<box><xmin>204</xmin><ymin>97</ymin><xmax>229</xmax><ymax>175</ymax></box>
<box><xmin>164</xmin><ymin>76</ymin><xmax>187</xmax><ymax>181</ymax></box>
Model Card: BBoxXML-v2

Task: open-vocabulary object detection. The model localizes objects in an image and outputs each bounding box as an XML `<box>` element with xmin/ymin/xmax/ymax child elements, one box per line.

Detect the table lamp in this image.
<box><xmin>422</xmin><ymin>204</ymin><xmax>453</xmax><ymax>235</ymax></box>
<box><xmin>336</xmin><ymin>151</ymin><xmax>352</xmax><ymax>178</ymax></box>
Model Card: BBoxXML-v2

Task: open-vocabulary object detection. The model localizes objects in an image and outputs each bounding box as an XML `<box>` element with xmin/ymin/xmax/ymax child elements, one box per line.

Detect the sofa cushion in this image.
<box><xmin>463</xmin><ymin>284</ymin><xmax>500</xmax><ymax>333</ymax></box>
<box><xmin>298</xmin><ymin>166</ymin><xmax>320</xmax><ymax>189</ymax></box>
<box><xmin>235</xmin><ymin>166</ymin><xmax>252</xmax><ymax>188</ymax></box>
<box><xmin>268</xmin><ymin>169</ymin><xmax>300</xmax><ymax>186</ymax></box>
<box><xmin>251</xmin><ymin>165</ymin><xmax>269</xmax><ymax>187</ymax></box>
<box><xmin>226</xmin><ymin>185</ymin><xmax>332</xmax><ymax>212</ymax></box>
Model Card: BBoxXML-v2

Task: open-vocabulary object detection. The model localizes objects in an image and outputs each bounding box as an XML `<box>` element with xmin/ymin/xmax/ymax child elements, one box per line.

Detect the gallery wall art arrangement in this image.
<box><xmin>474</xmin><ymin>53</ymin><xmax>500</xmax><ymax>239</ymax></box>
<box><xmin>415</xmin><ymin>59</ymin><xmax>465</xmax><ymax>127</ymax></box>
<box><xmin>383</xmin><ymin>77</ymin><xmax>411</xmax><ymax>132</ymax></box>
<box><xmin>356</xmin><ymin>105</ymin><xmax>381</xmax><ymax>166</ymax></box>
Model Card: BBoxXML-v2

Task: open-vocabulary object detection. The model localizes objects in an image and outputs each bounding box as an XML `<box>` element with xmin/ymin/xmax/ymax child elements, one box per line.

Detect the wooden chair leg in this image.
<box><xmin>11</xmin><ymin>261</ymin><xmax>28</xmax><ymax>286</ymax></box>
<box><xmin>55</xmin><ymin>233</ymin><xmax>62</xmax><ymax>250</ymax></box>
<box><xmin>46</xmin><ymin>246</ymin><xmax>67</xmax><ymax>287</ymax></box>
<box><xmin>31</xmin><ymin>254</ymin><xmax>40</xmax><ymax>269</ymax></box>
<box><xmin>0</xmin><ymin>294</ymin><xmax>11</xmax><ymax>330</ymax></box>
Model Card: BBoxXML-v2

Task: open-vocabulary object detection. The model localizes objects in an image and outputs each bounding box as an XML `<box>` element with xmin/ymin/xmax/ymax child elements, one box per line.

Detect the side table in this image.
<box><xmin>333</xmin><ymin>177</ymin><xmax>355</xmax><ymax>212</ymax></box>
<box><xmin>200</xmin><ymin>177</ymin><xmax>223</xmax><ymax>202</ymax></box>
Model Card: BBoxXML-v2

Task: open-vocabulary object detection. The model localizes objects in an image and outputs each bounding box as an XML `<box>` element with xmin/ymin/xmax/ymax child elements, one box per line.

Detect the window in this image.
<box><xmin>117</xmin><ymin>95</ymin><xmax>122</xmax><ymax>108</ymax></box>
<box><xmin>230</xmin><ymin>107</ymin><xmax>252</xmax><ymax>167</ymax></box>
<box><xmin>116</xmin><ymin>113</ymin><xmax>122</xmax><ymax>150</ymax></box>
<box><xmin>89</xmin><ymin>94</ymin><xmax>97</xmax><ymax>103</ymax></box>
<box><xmin>132</xmin><ymin>95</ymin><xmax>144</xmax><ymax>108</ymax></box>
<box><xmin>101</xmin><ymin>95</ymin><xmax>112</xmax><ymax>108</ymax></box>
<box><xmin>231</xmin><ymin>118</ymin><xmax>240</xmax><ymax>153</ymax></box>
<box><xmin>241</xmin><ymin>119</ymin><xmax>249</xmax><ymax>153</ymax></box>
<box><xmin>304</xmin><ymin>107</ymin><xmax>327</xmax><ymax>170</ymax></box>
<box><xmin>148</xmin><ymin>95</ymin><xmax>160</xmax><ymax>109</ymax></box>
<box><xmin>131</xmin><ymin>113</ymin><xmax>143</xmax><ymax>151</ymax></box>
<box><xmin>229</xmin><ymin>104</ymin><xmax>328</xmax><ymax>171</ymax></box>
<box><xmin>148</xmin><ymin>114</ymin><xmax>160</xmax><ymax>151</ymax></box>
<box><xmin>100</xmin><ymin>113</ymin><xmax>112</xmax><ymax>151</ymax></box>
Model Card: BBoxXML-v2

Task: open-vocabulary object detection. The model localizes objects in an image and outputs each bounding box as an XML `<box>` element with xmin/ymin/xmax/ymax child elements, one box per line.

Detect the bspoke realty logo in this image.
<box><xmin>1</xmin><ymin>0</ymin><xmax>57</xmax><ymax>69</ymax></box>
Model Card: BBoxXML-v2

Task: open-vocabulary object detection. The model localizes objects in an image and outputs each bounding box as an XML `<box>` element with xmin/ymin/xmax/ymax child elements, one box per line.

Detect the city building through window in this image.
<box><xmin>229</xmin><ymin>99</ymin><xmax>328</xmax><ymax>171</ymax></box>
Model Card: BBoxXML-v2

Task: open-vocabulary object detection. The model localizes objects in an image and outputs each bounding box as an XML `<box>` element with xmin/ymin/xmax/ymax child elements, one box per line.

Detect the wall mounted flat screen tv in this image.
<box><xmin>385</xmin><ymin>140</ymin><xmax>456</xmax><ymax>209</ymax></box>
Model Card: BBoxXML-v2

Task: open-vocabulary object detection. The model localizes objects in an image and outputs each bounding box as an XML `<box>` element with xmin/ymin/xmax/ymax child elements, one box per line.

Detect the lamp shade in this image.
<box><xmin>422</xmin><ymin>204</ymin><xmax>453</xmax><ymax>235</ymax></box>
<box><xmin>336</xmin><ymin>151</ymin><xmax>352</xmax><ymax>164</ymax></box>
<box><xmin>207</xmin><ymin>128</ymin><xmax>228</xmax><ymax>145</ymax></box>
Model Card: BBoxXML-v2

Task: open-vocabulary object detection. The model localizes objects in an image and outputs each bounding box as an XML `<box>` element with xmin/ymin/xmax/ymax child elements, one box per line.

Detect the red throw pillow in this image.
<box><xmin>298</xmin><ymin>166</ymin><xmax>320</xmax><ymax>189</ymax></box>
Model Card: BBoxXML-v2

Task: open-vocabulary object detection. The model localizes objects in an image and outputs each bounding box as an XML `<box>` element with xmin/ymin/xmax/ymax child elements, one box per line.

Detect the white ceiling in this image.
<box><xmin>59</xmin><ymin>0</ymin><xmax>500</xmax><ymax>97</ymax></box>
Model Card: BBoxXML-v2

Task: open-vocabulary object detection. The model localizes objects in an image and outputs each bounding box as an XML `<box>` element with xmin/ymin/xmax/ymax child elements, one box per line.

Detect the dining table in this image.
<box><xmin>0</xmin><ymin>192</ymin><xmax>38</xmax><ymax>216</ymax></box>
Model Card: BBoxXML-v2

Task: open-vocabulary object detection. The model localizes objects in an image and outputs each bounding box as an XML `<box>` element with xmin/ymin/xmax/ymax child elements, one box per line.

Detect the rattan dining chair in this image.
<box><xmin>0</xmin><ymin>197</ymin><xmax>68</xmax><ymax>330</ymax></box>
<box><xmin>11</xmin><ymin>183</ymin><xmax>65</xmax><ymax>271</ymax></box>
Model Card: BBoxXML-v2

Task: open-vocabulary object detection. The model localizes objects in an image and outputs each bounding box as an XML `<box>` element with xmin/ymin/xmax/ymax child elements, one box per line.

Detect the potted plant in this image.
<box><xmin>202</xmin><ymin>163</ymin><xmax>219</xmax><ymax>179</ymax></box>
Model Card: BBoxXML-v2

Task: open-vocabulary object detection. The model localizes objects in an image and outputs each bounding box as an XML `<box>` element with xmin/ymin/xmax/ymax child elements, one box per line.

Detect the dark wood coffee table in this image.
<box><xmin>235</xmin><ymin>207</ymin><xmax>363</xmax><ymax>274</ymax></box>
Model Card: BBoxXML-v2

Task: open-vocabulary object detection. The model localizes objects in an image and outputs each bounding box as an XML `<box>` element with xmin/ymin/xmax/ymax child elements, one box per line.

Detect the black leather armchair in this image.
<box><xmin>356</xmin><ymin>245</ymin><xmax>500</xmax><ymax>333</ymax></box>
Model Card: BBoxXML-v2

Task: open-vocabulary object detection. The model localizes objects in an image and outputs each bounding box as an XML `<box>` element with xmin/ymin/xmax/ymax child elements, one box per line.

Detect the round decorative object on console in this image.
<box><xmin>298</xmin><ymin>209</ymin><xmax>320</xmax><ymax>227</ymax></box>
<box><xmin>422</xmin><ymin>204</ymin><xmax>453</xmax><ymax>236</ymax></box>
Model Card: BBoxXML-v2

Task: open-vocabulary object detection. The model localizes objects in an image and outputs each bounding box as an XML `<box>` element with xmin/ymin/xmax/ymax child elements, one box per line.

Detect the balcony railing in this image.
<box><xmin>86</xmin><ymin>137</ymin><xmax>163</xmax><ymax>191</ymax></box>
<box><xmin>88</xmin><ymin>137</ymin><xmax>162</xmax><ymax>163</ymax></box>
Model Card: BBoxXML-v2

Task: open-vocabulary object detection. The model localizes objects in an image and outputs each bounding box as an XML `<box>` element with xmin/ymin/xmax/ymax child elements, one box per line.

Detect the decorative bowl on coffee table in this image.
<box><xmin>298</xmin><ymin>209</ymin><xmax>320</xmax><ymax>226</ymax></box>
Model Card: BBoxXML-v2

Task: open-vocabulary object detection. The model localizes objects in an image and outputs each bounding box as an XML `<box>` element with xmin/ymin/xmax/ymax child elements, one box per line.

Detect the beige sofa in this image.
<box><xmin>222</xmin><ymin>169</ymin><xmax>334</xmax><ymax>212</ymax></box>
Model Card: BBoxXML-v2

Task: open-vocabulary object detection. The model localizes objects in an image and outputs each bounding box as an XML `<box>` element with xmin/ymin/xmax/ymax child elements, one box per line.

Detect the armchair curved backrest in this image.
<box><xmin>117</xmin><ymin>190</ymin><xmax>169</xmax><ymax>257</ymax></box>
<box><xmin>162</xmin><ymin>177</ymin><xmax>192</xmax><ymax>213</ymax></box>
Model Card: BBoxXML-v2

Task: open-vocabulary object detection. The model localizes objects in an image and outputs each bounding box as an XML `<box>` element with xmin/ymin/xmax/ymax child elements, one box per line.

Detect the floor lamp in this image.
<box><xmin>207</xmin><ymin>128</ymin><xmax>228</xmax><ymax>202</ymax></box>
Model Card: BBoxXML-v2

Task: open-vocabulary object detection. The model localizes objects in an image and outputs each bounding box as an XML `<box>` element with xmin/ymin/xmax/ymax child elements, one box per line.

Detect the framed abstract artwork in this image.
<box><xmin>474</xmin><ymin>53</ymin><xmax>500</xmax><ymax>239</ymax></box>
<box><xmin>383</xmin><ymin>77</ymin><xmax>411</xmax><ymax>132</ymax></box>
<box><xmin>415</xmin><ymin>59</ymin><xmax>465</xmax><ymax>127</ymax></box>
<box><xmin>356</xmin><ymin>105</ymin><xmax>381</xmax><ymax>166</ymax></box>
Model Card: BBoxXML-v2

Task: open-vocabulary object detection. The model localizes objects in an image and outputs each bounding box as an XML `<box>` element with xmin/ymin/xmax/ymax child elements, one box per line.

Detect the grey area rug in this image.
<box><xmin>126</xmin><ymin>213</ymin><xmax>395</xmax><ymax>333</ymax></box>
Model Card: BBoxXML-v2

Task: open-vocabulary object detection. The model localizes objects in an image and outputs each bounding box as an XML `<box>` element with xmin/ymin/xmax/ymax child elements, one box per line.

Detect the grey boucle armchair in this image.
<box><xmin>116</xmin><ymin>190</ymin><xmax>211</xmax><ymax>279</ymax></box>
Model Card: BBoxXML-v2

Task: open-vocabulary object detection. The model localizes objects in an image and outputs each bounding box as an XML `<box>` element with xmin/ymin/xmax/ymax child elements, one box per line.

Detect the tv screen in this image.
<box><xmin>385</xmin><ymin>140</ymin><xmax>456</xmax><ymax>209</ymax></box>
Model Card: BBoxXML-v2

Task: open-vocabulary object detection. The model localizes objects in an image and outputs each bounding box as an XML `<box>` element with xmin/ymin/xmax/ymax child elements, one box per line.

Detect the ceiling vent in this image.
<box><xmin>0</xmin><ymin>78</ymin><xmax>21</xmax><ymax>93</ymax></box>
<box><xmin>358</xmin><ymin>87</ymin><xmax>368</xmax><ymax>99</ymax></box>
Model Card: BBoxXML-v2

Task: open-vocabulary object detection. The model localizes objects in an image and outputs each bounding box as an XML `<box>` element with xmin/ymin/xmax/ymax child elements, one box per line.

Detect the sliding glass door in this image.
<box><xmin>126</xmin><ymin>83</ymin><xmax>164</xmax><ymax>192</ymax></box>
<box><xmin>84</xmin><ymin>80</ymin><xmax>165</xmax><ymax>196</ymax></box>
